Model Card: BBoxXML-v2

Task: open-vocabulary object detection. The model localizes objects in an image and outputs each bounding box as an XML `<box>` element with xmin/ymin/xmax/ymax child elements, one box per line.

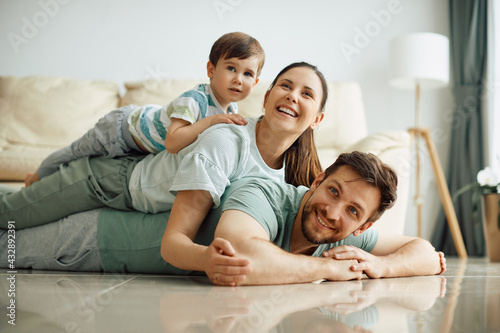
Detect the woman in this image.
<box><xmin>161</xmin><ymin>61</ymin><xmax>327</xmax><ymax>284</ymax></box>
<box><xmin>0</xmin><ymin>62</ymin><xmax>328</xmax><ymax>284</ymax></box>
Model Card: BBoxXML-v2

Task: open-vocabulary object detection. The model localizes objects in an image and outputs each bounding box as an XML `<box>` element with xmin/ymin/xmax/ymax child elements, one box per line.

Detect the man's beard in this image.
<box><xmin>301</xmin><ymin>200</ymin><xmax>341</xmax><ymax>245</ymax></box>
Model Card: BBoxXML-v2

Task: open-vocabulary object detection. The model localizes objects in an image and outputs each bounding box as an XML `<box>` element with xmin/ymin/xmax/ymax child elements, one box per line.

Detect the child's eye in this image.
<box><xmin>227</xmin><ymin>66</ymin><xmax>236</xmax><ymax>72</ymax></box>
<box><xmin>244</xmin><ymin>72</ymin><xmax>254</xmax><ymax>77</ymax></box>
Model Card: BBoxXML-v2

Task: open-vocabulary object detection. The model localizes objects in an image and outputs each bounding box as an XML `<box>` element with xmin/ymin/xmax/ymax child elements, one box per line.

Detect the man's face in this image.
<box><xmin>301</xmin><ymin>166</ymin><xmax>381</xmax><ymax>244</ymax></box>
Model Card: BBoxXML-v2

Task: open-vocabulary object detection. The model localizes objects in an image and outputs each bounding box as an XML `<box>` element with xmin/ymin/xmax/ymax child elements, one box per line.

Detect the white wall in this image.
<box><xmin>0</xmin><ymin>0</ymin><xmax>453</xmax><ymax>239</ymax></box>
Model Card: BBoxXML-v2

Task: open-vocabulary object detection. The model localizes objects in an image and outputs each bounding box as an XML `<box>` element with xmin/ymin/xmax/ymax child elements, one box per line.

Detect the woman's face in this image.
<box><xmin>263</xmin><ymin>67</ymin><xmax>324</xmax><ymax>135</ymax></box>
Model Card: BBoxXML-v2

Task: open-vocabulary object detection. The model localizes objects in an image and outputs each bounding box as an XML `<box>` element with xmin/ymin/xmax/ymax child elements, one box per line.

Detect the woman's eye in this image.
<box><xmin>304</xmin><ymin>91</ymin><xmax>313</xmax><ymax>98</ymax></box>
<box><xmin>280</xmin><ymin>83</ymin><xmax>291</xmax><ymax>89</ymax></box>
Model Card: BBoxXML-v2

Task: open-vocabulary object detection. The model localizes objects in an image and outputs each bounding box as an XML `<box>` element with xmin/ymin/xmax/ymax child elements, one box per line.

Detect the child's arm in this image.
<box><xmin>164</xmin><ymin>115</ymin><xmax>248</xmax><ymax>154</ymax></box>
<box><xmin>161</xmin><ymin>189</ymin><xmax>252</xmax><ymax>286</ymax></box>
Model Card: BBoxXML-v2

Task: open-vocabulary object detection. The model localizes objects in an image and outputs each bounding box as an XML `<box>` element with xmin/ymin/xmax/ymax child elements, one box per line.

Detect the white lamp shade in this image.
<box><xmin>390</xmin><ymin>33</ymin><xmax>450</xmax><ymax>90</ymax></box>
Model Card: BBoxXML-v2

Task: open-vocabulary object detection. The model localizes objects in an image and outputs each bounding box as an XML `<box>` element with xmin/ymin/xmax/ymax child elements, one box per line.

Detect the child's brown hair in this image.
<box><xmin>209</xmin><ymin>32</ymin><xmax>265</xmax><ymax>77</ymax></box>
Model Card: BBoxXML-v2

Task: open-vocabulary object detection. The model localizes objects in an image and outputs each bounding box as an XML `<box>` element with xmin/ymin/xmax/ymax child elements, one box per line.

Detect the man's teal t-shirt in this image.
<box><xmin>97</xmin><ymin>178</ymin><xmax>378</xmax><ymax>274</ymax></box>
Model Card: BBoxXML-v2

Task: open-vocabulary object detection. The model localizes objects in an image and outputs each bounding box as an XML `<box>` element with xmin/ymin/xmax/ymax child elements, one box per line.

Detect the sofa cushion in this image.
<box><xmin>347</xmin><ymin>130</ymin><xmax>411</xmax><ymax>156</ymax></box>
<box><xmin>120</xmin><ymin>78</ymin><xmax>204</xmax><ymax>109</ymax></box>
<box><xmin>0</xmin><ymin>76</ymin><xmax>120</xmax><ymax>180</ymax></box>
<box><xmin>315</xmin><ymin>82</ymin><xmax>367</xmax><ymax>151</ymax></box>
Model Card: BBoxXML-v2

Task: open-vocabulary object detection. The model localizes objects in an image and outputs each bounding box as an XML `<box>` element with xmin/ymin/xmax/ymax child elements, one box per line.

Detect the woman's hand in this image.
<box><xmin>24</xmin><ymin>171</ymin><xmax>40</xmax><ymax>187</ymax></box>
<box><xmin>203</xmin><ymin>237</ymin><xmax>252</xmax><ymax>286</ymax></box>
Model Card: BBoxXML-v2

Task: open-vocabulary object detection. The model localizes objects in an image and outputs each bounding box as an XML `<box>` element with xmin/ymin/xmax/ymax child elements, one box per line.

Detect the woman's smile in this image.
<box><xmin>276</xmin><ymin>105</ymin><xmax>298</xmax><ymax>118</ymax></box>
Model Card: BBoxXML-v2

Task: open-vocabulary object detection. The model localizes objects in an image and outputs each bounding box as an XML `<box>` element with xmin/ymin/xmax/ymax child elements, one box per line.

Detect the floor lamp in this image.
<box><xmin>390</xmin><ymin>33</ymin><xmax>468</xmax><ymax>258</ymax></box>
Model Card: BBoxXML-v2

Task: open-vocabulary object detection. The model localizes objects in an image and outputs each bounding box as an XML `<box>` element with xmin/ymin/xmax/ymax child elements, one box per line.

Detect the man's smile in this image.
<box><xmin>316</xmin><ymin>211</ymin><xmax>333</xmax><ymax>230</ymax></box>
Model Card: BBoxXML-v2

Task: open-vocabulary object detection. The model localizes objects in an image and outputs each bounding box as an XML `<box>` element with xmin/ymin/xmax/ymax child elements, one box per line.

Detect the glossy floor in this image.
<box><xmin>0</xmin><ymin>258</ymin><xmax>499</xmax><ymax>333</ymax></box>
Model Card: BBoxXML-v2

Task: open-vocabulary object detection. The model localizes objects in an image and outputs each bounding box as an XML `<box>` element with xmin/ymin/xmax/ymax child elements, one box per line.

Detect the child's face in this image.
<box><xmin>207</xmin><ymin>57</ymin><xmax>260</xmax><ymax>110</ymax></box>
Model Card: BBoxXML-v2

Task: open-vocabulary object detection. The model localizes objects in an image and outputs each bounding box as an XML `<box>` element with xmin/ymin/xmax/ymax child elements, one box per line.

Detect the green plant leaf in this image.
<box><xmin>452</xmin><ymin>182</ymin><xmax>481</xmax><ymax>201</ymax></box>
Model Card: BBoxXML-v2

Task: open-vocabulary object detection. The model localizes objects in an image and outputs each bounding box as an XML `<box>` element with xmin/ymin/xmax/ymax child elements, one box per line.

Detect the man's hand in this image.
<box><xmin>323</xmin><ymin>239</ymin><xmax>446</xmax><ymax>279</ymax></box>
<box><xmin>203</xmin><ymin>237</ymin><xmax>252</xmax><ymax>286</ymax></box>
<box><xmin>323</xmin><ymin>258</ymin><xmax>364</xmax><ymax>281</ymax></box>
<box><xmin>207</xmin><ymin>114</ymin><xmax>248</xmax><ymax>127</ymax></box>
<box><xmin>24</xmin><ymin>171</ymin><xmax>40</xmax><ymax>187</ymax></box>
<box><xmin>322</xmin><ymin>246</ymin><xmax>384</xmax><ymax>279</ymax></box>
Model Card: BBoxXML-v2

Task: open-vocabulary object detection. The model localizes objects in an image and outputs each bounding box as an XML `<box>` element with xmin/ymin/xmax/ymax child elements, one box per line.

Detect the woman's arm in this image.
<box><xmin>214</xmin><ymin>209</ymin><xmax>363</xmax><ymax>285</ymax></box>
<box><xmin>160</xmin><ymin>190</ymin><xmax>251</xmax><ymax>286</ymax></box>
<box><xmin>164</xmin><ymin>115</ymin><xmax>247</xmax><ymax>154</ymax></box>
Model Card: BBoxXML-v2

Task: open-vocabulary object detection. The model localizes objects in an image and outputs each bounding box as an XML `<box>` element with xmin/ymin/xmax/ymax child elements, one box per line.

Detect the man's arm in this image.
<box><xmin>214</xmin><ymin>209</ymin><xmax>363</xmax><ymax>285</ymax></box>
<box><xmin>322</xmin><ymin>232</ymin><xmax>445</xmax><ymax>278</ymax></box>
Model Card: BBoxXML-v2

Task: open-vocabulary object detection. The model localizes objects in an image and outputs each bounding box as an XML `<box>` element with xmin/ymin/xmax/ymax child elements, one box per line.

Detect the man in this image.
<box><xmin>201</xmin><ymin>151</ymin><xmax>446</xmax><ymax>285</ymax></box>
<box><xmin>0</xmin><ymin>152</ymin><xmax>446</xmax><ymax>285</ymax></box>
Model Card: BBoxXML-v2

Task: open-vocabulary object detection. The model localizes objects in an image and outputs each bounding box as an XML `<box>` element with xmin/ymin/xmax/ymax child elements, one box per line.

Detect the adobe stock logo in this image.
<box><xmin>339</xmin><ymin>0</ymin><xmax>404</xmax><ymax>63</ymax></box>
<box><xmin>213</xmin><ymin>0</ymin><xmax>243</xmax><ymax>21</ymax></box>
<box><xmin>7</xmin><ymin>0</ymin><xmax>71</xmax><ymax>54</ymax></box>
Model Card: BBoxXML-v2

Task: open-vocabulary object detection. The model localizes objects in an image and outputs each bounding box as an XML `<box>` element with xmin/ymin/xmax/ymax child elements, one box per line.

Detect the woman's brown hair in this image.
<box><xmin>268</xmin><ymin>62</ymin><xmax>328</xmax><ymax>187</ymax></box>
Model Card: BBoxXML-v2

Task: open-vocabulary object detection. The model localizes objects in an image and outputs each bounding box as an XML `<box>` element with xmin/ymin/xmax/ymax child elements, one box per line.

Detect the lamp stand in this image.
<box><xmin>409</xmin><ymin>84</ymin><xmax>468</xmax><ymax>258</ymax></box>
<box><xmin>414</xmin><ymin>83</ymin><xmax>423</xmax><ymax>238</ymax></box>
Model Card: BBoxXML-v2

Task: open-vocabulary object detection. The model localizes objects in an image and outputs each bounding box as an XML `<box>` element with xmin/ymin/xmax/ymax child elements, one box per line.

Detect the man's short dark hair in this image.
<box><xmin>323</xmin><ymin>151</ymin><xmax>398</xmax><ymax>222</ymax></box>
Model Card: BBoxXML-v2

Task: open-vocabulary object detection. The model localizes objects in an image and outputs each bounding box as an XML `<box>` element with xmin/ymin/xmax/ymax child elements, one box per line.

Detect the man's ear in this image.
<box><xmin>310</xmin><ymin>172</ymin><xmax>325</xmax><ymax>191</ymax></box>
<box><xmin>353</xmin><ymin>222</ymin><xmax>374</xmax><ymax>237</ymax></box>
<box><xmin>207</xmin><ymin>61</ymin><xmax>215</xmax><ymax>79</ymax></box>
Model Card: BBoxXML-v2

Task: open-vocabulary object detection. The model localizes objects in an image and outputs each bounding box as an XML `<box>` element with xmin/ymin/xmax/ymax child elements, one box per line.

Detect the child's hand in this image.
<box><xmin>204</xmin><ymin>237</ymin><xmax>252</xmax><ymax>286</ymax></box>
<box><xmin>208</xmin><ymin>114</ymin><xmax>248</xmax><ymax>127</ymax></box>
<box><xmin>25</xmin><ymin>172</ymin><xmax>41</xmax><ymax>187</ymax></box>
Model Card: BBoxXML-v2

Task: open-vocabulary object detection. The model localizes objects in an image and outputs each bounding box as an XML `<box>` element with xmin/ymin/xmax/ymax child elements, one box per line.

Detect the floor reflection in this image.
<box><xmin>159</xmin><ymin>276</ymin><xmax>446</xmax><ymax>333</ymax></box>
<box><xmin>1</xmin><ymin>259</ymin><xmax>499</xmax><ymax>333</ymax></box>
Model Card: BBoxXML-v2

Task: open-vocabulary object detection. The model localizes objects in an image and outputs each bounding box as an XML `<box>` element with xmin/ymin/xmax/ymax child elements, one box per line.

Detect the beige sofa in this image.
<box><xmin>0</xmin><ymin>75</ymin><xmax>410</xmax><ymax>234</ymax></box>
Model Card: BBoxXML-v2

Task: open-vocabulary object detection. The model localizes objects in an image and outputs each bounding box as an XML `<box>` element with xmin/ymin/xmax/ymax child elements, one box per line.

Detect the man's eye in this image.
<box><xmin>349</xmin><ymin>207</ymin><xmax>358</xmax><ymax>215</ymax></box>
<box><xmin>330</xmin><ymin>188</ymin><xmax>338</xmax><ymax>196</ymax></box>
